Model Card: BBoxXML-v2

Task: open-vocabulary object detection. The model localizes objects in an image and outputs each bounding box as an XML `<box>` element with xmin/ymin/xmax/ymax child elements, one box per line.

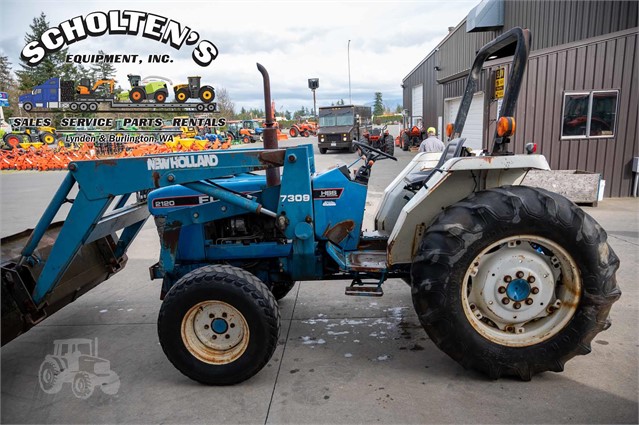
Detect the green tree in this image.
<box><xmin>15</xmin><ymin>12</ymin><xmax>79</xmax><ymax>91</ymax></box>
<box><xmin>0</xmin><ymin>56</ymin><xmax>14</xmax><ymax>92</ymax></box>
<box><xmin>337</xmin><ymin>99</ymin><xmax>345</xmax><ymax>106</ymax></box>
<box><xmin>90</xmin><ymin>50</ymin><xmax>116</xmax><ymax>80</ymax></box>
<box><xmin>373</xmin><ymin>92</ymin><xmax>384</xmax><ymax>116</ymax></box>
<box><xmin>0</xmin><ymin>55</ymin><xmax>21</xmax><ymax>119</ymax></box>
<box><xmin>395</xmin><ymin>104</ymin><xmax>403</xmax><ymax>114</ymax></box>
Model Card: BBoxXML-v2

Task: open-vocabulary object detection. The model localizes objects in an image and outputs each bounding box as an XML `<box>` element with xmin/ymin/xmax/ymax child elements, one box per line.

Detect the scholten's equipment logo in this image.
<box><xmin>21</xmin><ymin>10</ymin><xmax>218</xmax><ymax>67</ymax></box>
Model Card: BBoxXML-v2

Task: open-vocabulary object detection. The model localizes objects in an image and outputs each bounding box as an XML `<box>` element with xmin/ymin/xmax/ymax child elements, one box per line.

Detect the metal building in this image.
<box><xmin>402</xmin><ymin>0</ymin><xmax>638</xmax><ymax>197</ymax></box>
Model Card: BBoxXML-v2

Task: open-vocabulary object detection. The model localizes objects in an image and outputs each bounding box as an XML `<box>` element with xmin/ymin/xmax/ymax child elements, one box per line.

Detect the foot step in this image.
<box><xmin>345</xmin><ymin>285</ymin><xmax>384</xmax><ymax>297</ymax></box>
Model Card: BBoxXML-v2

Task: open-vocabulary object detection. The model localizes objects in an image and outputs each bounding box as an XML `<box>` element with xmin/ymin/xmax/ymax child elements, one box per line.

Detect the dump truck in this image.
<box><xmin>1</xmin><ymin>29</ymin><xmax>620</xmax><ymax>386</ymax></box>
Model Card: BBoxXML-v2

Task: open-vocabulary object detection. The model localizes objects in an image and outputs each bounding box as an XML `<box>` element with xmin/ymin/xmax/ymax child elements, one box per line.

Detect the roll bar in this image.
<box><xmin>451</xmin><ymin>27</ymin><xmax>531</xmax><ymax>155</ymax></box>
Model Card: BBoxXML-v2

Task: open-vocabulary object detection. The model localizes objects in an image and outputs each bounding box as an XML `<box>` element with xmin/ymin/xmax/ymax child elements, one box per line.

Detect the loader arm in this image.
<box><xmin>1</xmin><ymin>148</ymin><xmax>286</xmax><ymax>344</ymax></box>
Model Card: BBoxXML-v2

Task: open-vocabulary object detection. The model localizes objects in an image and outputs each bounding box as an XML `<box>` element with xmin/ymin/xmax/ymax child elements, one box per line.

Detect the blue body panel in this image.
<box><xmin>312</xmin><ymin>166</ymin><xmax>366</xmax><ymax>251</ymax></box>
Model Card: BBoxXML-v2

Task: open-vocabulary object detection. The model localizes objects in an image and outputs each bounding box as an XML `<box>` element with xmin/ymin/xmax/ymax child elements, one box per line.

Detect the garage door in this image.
<box><xmin>445</xmin><ymin>92</ymin><xmax>484</xmax><ymax>151</ymax></box>
<box><xmin>411</xmin><ymin>85</ymin><xmax>423</xmax><ymax>122</ymax></box>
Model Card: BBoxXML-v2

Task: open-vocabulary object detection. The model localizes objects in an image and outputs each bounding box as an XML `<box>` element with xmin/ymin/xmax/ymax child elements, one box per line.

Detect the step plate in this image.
<box><xmin>345</xmin><ymin>286</ymin><xmax>384</xmax><ymax>297</ymax></box>
<box><xmin>347</xmin><ymin>251</ymin><xmax>387</xmax><ymax>272</ymax></box>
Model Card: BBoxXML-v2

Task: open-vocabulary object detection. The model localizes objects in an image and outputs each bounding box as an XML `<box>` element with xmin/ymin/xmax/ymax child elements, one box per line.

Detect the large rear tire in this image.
<box><xmin>411</xmin><ymin>186</ymin><xmax>620</xmax><ymax>380</ymax></box>
<box><xmin>269</xmin><ymin>281</ymin><xmax>297</xmax><ymax>301</ymax></box>
<box><xmin>289</xmin><ymin>127</ymin><xmax>299</xmax><ymax>138</ymax></box>
<box><xmin>158</xmin><ymin>264</ymin><xmax>280</xmax><ymax>385</ymax></box>
<box><xmin>401</xmin><ymin>133</ymin><xmax>409</xmax><ymax>151</ymax></box>
<box><xmin>384</xmin><ymin>134</ymin><xmax>394</xmax><ymax>156</ymax></box>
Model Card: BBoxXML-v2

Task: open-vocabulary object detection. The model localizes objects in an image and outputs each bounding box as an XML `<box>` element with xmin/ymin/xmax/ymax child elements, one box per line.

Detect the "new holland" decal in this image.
<box><xmin>147</xmin><ymin>154</ymin><xmax>218</xmax><ymax>170</ymax></box>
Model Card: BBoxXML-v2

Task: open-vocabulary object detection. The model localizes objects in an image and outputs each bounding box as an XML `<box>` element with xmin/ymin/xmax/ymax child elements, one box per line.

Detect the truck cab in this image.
<box><xmin>317</xmin><ymin>105</ymin><xmax>371</xmax><ymax>154</ymax></box>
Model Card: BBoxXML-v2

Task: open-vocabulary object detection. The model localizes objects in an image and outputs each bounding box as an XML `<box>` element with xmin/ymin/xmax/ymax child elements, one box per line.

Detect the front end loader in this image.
<box><xmin>1</xmin><ymin>29</ymin><xmax>620</xmax><ymax>385</ymax></box>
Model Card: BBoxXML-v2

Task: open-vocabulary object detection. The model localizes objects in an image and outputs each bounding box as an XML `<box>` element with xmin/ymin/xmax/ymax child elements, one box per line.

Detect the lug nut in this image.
<box><xmin>531</xmin><ymin>287</ymin><xmax>539</xmax><ymax>294</ymax></box>
<box><xmin>506</xmin><ymin>326</ymin><xmax>515</xmax><ymax>333</ymax></box>
<box><xmin>470</xmin><ymin>303</ymin><xmax>476</xmax><ymax>310</ymax></box>
<box><xmin>514</xmin><ymin>302</ymin><xmax>521</xmax><ymax>309</ymax></box>
<box><xmin>498</xmin><ymin>286</ymin><xmax>506</xmax><ymax>294</ymax></box>
<box><xmin>225</xmin><ymin>334</ymin><xmax>230</xmax><ymax>339</ymax></box>
<box><xmin>222</xmin><ymin>312</ymin><xmax>227</xmax><ymax>318</ymax></box>
<box><xmin>516</xmin><ymin>271</ymin><xmax>524</xmax><ymax>278</ymax></box>
<box><xmin>504</xmin><ymin>275</ymin><xmax>512</xmax><ymax>283</ymax></box>
<box><xmin>209</xmin><ymin>313</ymin><xmax>214</xmax><ymax>319</ymax></box>
<box><xmin>527</xmin><ymin>276</ymin><xmax>536</xmax><ymax>283</ymax></box>
<box><xmin>525</xmin><ymin>298</ymin><xmax>534</xmax><ymax>305</ymax></box>
<box><xmin>204</xmin><ymin>325</ymin><xmax>209</xmax><ymax>329</ymax></box>
<box><xmin>502</xmin><ymin>297</ymin><xmax>510</xmax><ymax>305</ymax></box>
<box><xmin>230</xmin><ymin>323</ymin><xmax>235</xmax><ymax>328</ymax></box>
<box><xmin>212</xmin><ymin>335</ymin><xmax>217</xmax><ymax>339</ymax></box>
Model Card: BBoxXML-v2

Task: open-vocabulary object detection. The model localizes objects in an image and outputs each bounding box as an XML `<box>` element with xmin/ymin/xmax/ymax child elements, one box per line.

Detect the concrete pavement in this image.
<box><xmin>1</xmin><ymin>141</ymin><xmax>637</xmax><ymax>424</ymax></box>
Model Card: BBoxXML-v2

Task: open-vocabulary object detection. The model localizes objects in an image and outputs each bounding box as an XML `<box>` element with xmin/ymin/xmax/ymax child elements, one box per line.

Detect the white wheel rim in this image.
<box><xmin>461</xmin><ymin>235</ymin><xmax>581</xmax><ymax>347</ymax></box>
<box><xmin>181</xmin><ymin>301</ymin><xmax>249</xmax><ymax>364</ymax></box>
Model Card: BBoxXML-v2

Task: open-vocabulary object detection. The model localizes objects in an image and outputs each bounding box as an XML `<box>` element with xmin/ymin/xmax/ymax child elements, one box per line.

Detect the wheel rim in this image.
<box><xmin>181</xmin><ymin>300</ymin><xmax>249</xmax><ymax>364</ymax></box>
<box><xmin>156</xmin><ymin>93</ymin><xmax>166</xmax><ymax>103</ymax></box>
<box><xmin>177</xmin><ymin>92</ymin><xmax>187</xmax><ymax>102</ymax></box>
<box><xmin>201</xmin><ymin>90</ymin><xmax>212</xmax><ymax>101</ymax></box>
<box><xmin>461</xmin><ymin>235</ymin><xmax>581</xmax><ymax>347</ymax></box>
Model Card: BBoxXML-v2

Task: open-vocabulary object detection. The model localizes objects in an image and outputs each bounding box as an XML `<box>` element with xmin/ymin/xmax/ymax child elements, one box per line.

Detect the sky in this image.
<box><xmin>1</xmin><ymin>0</ymin><xmax>479</xmax><ymax>114</ymax></box>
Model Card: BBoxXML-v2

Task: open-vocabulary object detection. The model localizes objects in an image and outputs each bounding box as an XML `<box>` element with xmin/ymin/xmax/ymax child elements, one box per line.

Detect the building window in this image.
<box><xmin>561</xmin><ymin>90</ymin><xmax>619</xmax><ymax>139</ymax></box>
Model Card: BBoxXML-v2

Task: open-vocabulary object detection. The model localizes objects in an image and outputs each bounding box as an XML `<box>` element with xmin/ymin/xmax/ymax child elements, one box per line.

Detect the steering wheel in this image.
<box><xmin>352</xmin><ymin>141</ymin><xmax>397</xmax><ymax>161</ymax></box>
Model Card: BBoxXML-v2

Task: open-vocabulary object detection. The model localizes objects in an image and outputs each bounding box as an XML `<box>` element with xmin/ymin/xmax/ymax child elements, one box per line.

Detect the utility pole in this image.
<box><xmin>348</xmin><ymin>40</ymin><xmax>352</xmax><ymax>104</ymax></box>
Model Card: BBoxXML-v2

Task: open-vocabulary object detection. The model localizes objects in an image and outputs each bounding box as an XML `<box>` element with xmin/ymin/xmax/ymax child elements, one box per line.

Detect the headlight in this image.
<box><xmin>342</xmin><ymin>134</ymin><xmax>347</xmax><ymax>141</ymax></box>
<box><xmin>320</xmin><ymin>136</ymin><xmax>325</xmax><ymax>141</ymax></box>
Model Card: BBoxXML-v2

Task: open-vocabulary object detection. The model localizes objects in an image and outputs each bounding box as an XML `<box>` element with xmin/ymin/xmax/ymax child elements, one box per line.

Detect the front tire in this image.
<box><xmin>199</xmin><ymin>86</ymin><xmax>215</xmax><ymax>103</ymax></box>
<box><xmin>158</xmin><ymin>265</ymin><xmax>280</xmax><ymax>385</ymax></box>
<box><xmin>401</xmin><ymin>133</ymin><xmax>409</xmax><ymax>151</ymax></box>
<box><xmin>411</xmin><ymin>186</ymin><xmax>620</xmax><ymax>380</ymax></box>
<box><xmin>129</xmin><ymin>87</ymin><xmax>146</xmax><ymax>103</ymax></box>
<box><xmin>319</xmin><ymin>147</ymin><xmax>327</xmax><ymax>154</ymax></box>
<box><xmin>289</xmin><ymin>127</ymin><xmax>299</xmax><ymax>138</ymax></box>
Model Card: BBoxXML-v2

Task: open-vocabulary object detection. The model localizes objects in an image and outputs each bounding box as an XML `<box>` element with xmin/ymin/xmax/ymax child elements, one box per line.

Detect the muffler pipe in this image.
<box><xmin>257</xmin><ymin>63</ymin><xmax>280</xmax><ymax>187</ymax></box>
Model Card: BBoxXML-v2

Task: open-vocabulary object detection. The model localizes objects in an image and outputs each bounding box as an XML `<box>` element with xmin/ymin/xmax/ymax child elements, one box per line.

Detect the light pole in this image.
<box><xmin>308</xmin><ymin>78</ymin><xmax>319</xmax><ymax>119</ymax></box>
<box><xmin>348</xmin><ymin>39</ymin><xmax>352</xmax><ymax>104</ymax></box>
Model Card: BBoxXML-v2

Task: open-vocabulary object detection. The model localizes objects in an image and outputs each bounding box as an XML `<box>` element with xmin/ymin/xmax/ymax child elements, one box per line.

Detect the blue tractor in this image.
<box><xmin>1</xmin><ymin>29</ymin><xmax>620</xmax><ymax>385</ymax></box>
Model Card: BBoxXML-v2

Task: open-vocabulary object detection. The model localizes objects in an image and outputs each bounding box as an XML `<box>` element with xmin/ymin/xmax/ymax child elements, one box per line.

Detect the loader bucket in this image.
<box><xmin>1</xmin><ymin>222</ymin><xmax>129</xmax><ymax>345</ymax></box>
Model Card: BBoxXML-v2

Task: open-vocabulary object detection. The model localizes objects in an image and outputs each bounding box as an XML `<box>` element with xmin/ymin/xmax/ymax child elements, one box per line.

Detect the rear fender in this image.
<box><xmin>387</xmin><ymin>154</ymin><xmax>550</xmax><ymax>265</ymax></box>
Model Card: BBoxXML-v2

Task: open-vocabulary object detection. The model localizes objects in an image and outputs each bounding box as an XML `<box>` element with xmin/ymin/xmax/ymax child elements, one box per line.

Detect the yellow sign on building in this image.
<box><xmin>495</xmin><ymin>67</ymin><xmax>505</xmax><ymax>99</ymax></box>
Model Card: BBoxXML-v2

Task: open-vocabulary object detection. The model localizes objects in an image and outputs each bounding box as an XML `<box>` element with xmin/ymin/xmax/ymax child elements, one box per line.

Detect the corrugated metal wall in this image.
<box><xmin>403</xmin><ymin>0</ymin><xmax>638</xmax><ymax>196</ymax></box>
<box><xmin>507</xmin><ymin>31</ymin><xmax>637</xmax><ymax>198</ymax></box>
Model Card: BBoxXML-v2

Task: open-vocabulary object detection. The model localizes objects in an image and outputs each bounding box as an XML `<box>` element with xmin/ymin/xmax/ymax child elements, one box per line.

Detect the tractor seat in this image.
<box><xmin>404</xmin><ymin>138</ymin><xmax>467</xmax><ymax>190</ymax></box>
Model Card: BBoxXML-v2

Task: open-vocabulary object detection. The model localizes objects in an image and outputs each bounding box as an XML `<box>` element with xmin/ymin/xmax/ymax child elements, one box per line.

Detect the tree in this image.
<box><xmin>373</xmin><ymin>92</ymin><xmax>384</xmax><ymax>116</ymax></box>
<box><xmin>0</xmin><ymin>56</ymin><xmax>21</xmax><ymax>119</ymax></box>
<box><xmin>0</xmin><ymin>56</ymin><xmax>14</xmax><ymax>92</ymax></box>
<box><xmin>215</xmin><ymin>87</ymin><xmax>235</xmax><ymax>117</ymax></box>
<box><xmin>337</xmin><ymin>99</ymin><xmax>345</xmax><ymax>106</ymax></box>
<box><xmin>395</xmin><ymin>104</ymin><xmax>403</xmax><ymax>114</ymax></box>
<box><xmin>15</xmin><ymin>12</ymin><xmax>79</xmax><ymax>91</ymax></box>
<box><xmin>90</xmin><ymin>50</ymin><xmax>116</xmax><ymax>80</ymax></box>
